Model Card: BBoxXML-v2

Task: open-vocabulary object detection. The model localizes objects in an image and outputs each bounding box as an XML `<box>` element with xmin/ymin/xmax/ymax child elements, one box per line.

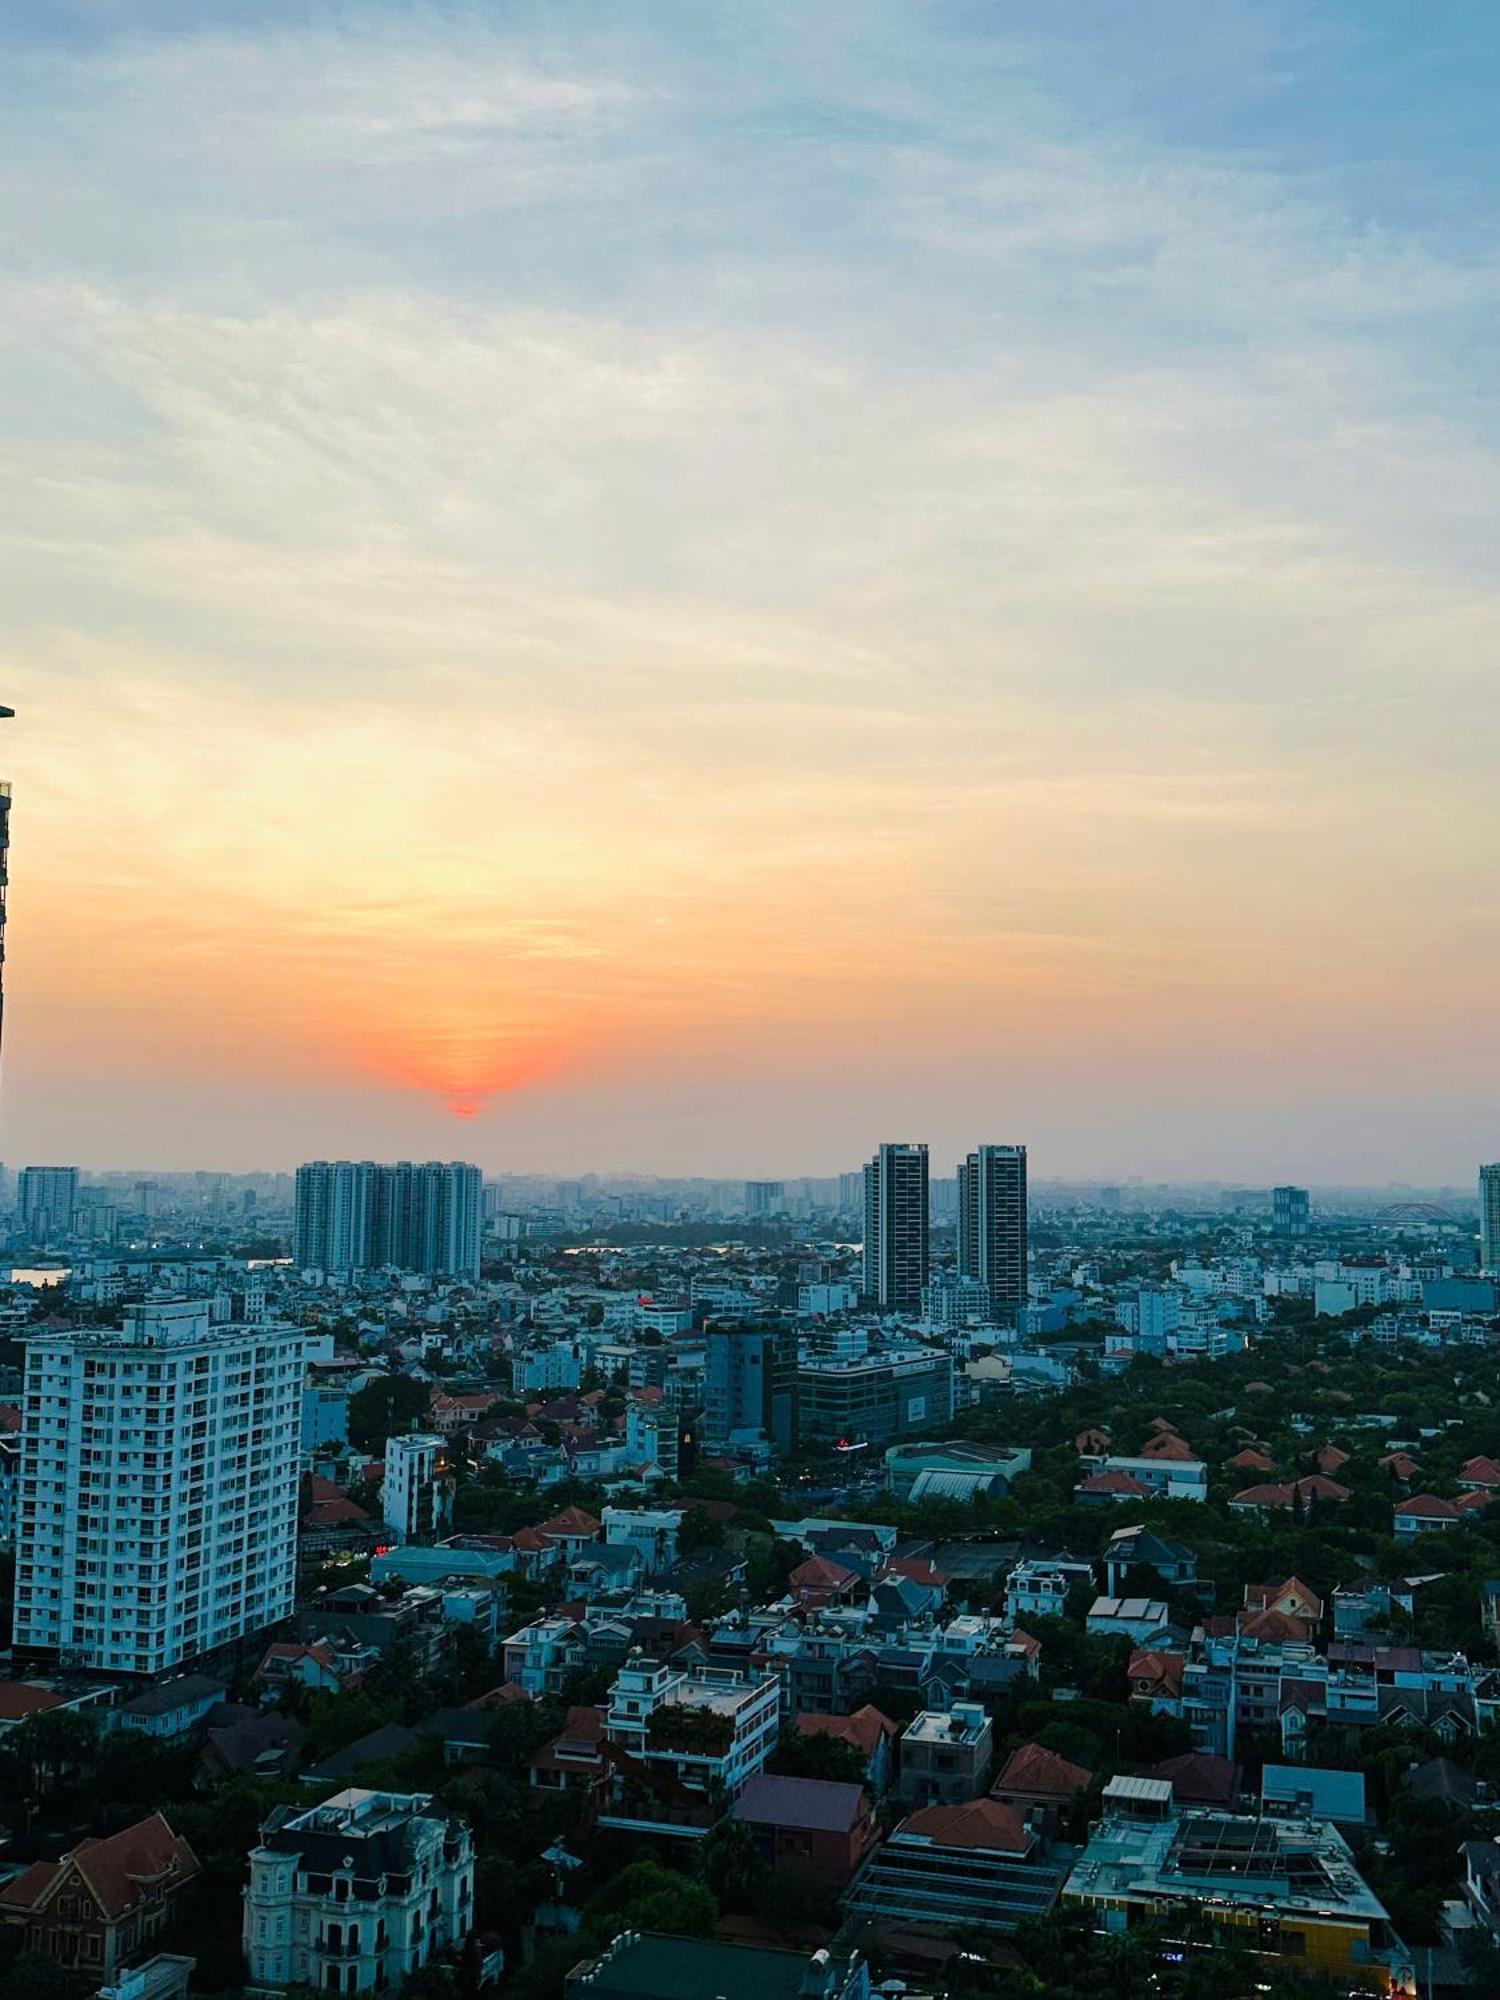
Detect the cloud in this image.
<box><xmin>1</xmin><ymin>1</ymin><xmax>1497</xmax><ymax>1174</ymax></box>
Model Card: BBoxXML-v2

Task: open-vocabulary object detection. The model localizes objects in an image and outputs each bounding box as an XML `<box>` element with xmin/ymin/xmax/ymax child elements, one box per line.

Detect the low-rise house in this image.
<box><xmin>258</xmin><ymin>1638</ymin><xmax>379</xmax><ymax>1697</ymax></box>
<box><xmin>243</xmin><ymin>1787</ymin><xmax>475</xmax><ymax>1994</ymax></box>
<box><xmin>0</xmin><ymin>1681</ymin><xmax>116</xmax><ymax>1735</ymax></box>
<box><xmin>897</xmin><ymin>1702</ymin><xmax>993</xmax><ymax>1805</ymax></box>
<box><xmin>1078</xmin><ymin>1453</ymin><xmax>1208</xmax><ymax>1502</ymax></box>
<box><xmin>1225</xmin><ymin>1447</ymin><xmax>1275</xmax><ymax>1475</ymax></box>
<box><xmin>601</xmin><ymin>1505</ymin><xmax>681</xmax><ymax>1574</ymax></box>
<box><xmin>1086</xmin><ymin>1596</ymin><xmax>1171</xmax><ymax>1646</ymax></box>
<box><xmin>1333</xmin><ymin>1582</ymin><xmax>1393</xmax><ymax>1639</ymax></box>
<box><xmin>1102</xmin><ymin>1526</ymin><xmax>1200</xmax><ymax>1597</ymax></box>
<box><xmin>528</xmin><ymin>1706</ymin><xmax>609</xmax><ymax>1802</ymax></box>
<box><xmin>568</xmin><ymin>1544</ymin><xmax>644</xmax><ymax>1599</ymax></box>
<box><xmin>537</xmin><ymin>1506</ymin><xmax>604</xmax><ymax>1562</ymax></box>
<box><xmin>1394</xmin><ymin>1494</ymin><xmax>1460</xmax><ymax>1540</ymax></box>
<box><xmin>502</xmin><ymin>1616</ymin><xmax>586</xmax><ymax>1696</ymax></box>
<box><xmin>730</xmin><ymin>1774</ymin><xmax>877</xmax><ymax>1884</ymax></box>
<box><xmin>792</xmin><ymin>1707</ymin><xmax>897</xmax><ymax>1793</ymax></box>
<box><xmin>991</xmin><ymin>1743</ymin><xmax>1093</xmax><ymax>1824</ymax></box>
<box><xmin>1460</xmin><ymin>1456</ymin><xmax>1500</xmax><ymax>1490</ymax></box>
<box><xmin>1228</xmin><ymin>1476</ymin><xmax>1350</xmax><ymax>1517</ymax></box>
<box><xmin>198</xmin><ymin>1708</ymin><xmax>306</xmax><ymax>1785</ymax></box>
<box><xmin>1147</xmin><ymin>1752</ymin><xmax>1239</xmax><ymax>1808</ymax></box>
<box><xmin>1242</xmin><ymin>1578</ymin><xmax>1323</xmax><ymax>1631</ymax></box>
<box><xmin>1074</xmin><ymin>1469</ymin><xmax>1150</xmax><ymax>1505</ymax></box>
<box><xmin>113</xmin><ymin>1675</ymin><xmax>226</xmax><ymax>1742</ymax></box>
<box><xmin>0</xmin><ymin>1814</ymin><xmax>200</xmax><ymax>1982</ymax></box>
<box><xmin>1127</xmin><ymin>1649</ymin><xmax>1185</xmax><ymax>1712</ymax></box>
<box><xmin>1004</xmin><ymin>1556</ymin><xmax>1094</xmax><ymax>1622</ymax></box>
<box><xmin>788</xmin><ymin>1557</ymin><xmax>863</xmax><ymax>1611</ymax></box>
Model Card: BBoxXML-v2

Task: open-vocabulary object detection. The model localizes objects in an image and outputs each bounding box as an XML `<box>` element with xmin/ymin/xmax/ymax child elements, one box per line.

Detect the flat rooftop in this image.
<box><xmin>1066</xmin><ymin>1810</ymin><xmax>1389</xmax><ymax>1925</ymax></box>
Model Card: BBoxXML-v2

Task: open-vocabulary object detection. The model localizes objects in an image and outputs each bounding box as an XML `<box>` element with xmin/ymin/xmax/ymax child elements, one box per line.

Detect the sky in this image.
<box><xmin>2</xmin><ymin>0</ymin><xmax>1498</xmax><ymax>1183</ymax></box>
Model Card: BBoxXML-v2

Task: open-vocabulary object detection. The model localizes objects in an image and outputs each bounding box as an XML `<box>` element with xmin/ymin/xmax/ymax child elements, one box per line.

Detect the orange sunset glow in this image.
<box><xmin>2</xmin><ymin>6</ymin><xmax>1498</xmax><ymax>1180</ymax></box>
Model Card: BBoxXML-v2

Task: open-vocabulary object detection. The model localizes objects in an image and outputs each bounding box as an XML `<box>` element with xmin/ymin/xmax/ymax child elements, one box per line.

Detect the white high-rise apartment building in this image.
<box><xmin>18</xmin><ymin>1165</ymin><xmax>80</xmax><ymax>1241</ymax></box>
<box><xmin>294</xmin><ymin>1161</ymin><xmax>483</xmax><ymax>1280</ymax></box>
<box><xmin>380</xmin><ymin>1434</ymin><xmax>455</xmax><ymax>1545</ymax></box>
<box><xmin>1481</xmin><ymin>1163</ymin><xmax>1500</xmax><ymax>1274</ymax></box>
<box><xmin>13</xmin><ymin>1299</ymin><xmax>301</xmax><ymax>1675</ymax></box>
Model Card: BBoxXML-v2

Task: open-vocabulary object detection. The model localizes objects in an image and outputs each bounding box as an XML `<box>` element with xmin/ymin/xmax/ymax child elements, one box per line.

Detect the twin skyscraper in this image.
<box><xmin>862</xmin><ymin>1141</ymin><xmax>1027</xmax><ymax>1316</ymax></box>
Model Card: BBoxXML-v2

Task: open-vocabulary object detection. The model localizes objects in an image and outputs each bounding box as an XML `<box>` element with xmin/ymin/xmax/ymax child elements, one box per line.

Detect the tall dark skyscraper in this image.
<box><xmin>1481</xmin><ymin>1164</ymin><xmax>1500</xmax><ymax>1273</ymax></box>
<box><xmin>863</xmin><ymin>1142</ymin><xmax>930</xmax><ymax>1313</ymax></box>
<box><xmin>18</xmin><ymin>1167</ymin><xmax>81</xmax><ymax>1242</ymax></box>
<box><xmin>957</xmin><ymin>1143</ymin><xmax>1028</xmax><ymax>1309</ymax></box>
<box><xmin>1272</xmin><ymin>1184</ymin><xmax>1310</xmax><ymax>1238</ymax></box>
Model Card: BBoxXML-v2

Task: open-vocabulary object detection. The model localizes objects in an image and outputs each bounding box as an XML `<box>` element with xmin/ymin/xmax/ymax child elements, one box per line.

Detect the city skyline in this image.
<box><xmin>4</xmin><ymin>2</ymin><xmax>1500</xmax><ymax>1178</ymax></box>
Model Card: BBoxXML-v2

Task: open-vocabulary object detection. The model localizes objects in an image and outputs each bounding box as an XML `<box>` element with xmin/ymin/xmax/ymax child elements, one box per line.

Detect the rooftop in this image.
<box><xmin>732</xmin><ymin>1774</ymin><xmax>868</xmax><ymax>1834</ymax></box>
<box><xmin>1065</xmin><ymin>1808</ymin><xmax>1389</xmax><ymax>1925</ymax></box>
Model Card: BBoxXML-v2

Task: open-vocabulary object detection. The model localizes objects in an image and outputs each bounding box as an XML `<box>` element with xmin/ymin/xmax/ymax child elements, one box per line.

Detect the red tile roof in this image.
<box><xmin>1141</xmin><ymin>1432</ymin><xmax>1200</xmax><ymax>1463</ymax></box>
<box><xmin>1227</xmin><ymin>1448</ymin><xmax>1276</xmax><ymax>1473</ymax></box>
<box><xmin>1128</xmin><ymin>1649</ymin><xmax>1184</xmax><ymax>1697</ymax></box>
<box><xmin>1149</xmin><ymin>1752</ymin><xmax>1240</xmax><ymax>1806</ymax></box>
<box><xmin>0</xmin><ymin>1683</ymin><xmax>68</xmax><ymax>1723</ymax></box>
<box><xmin>539</xmin><ymin>1506</ymin><xmax>602</xmax><ymax>1539</ymax></box>
<box><xmin>993</xmin><ymin>1742</ymin><xmax>1092</xmax><ymax>1800</ymax></box>
<box><xmin>794</xmin><ymin>1706</ymin><xmax>897</xmax><ymax>1758</ymax></box>
<box><xmin>1077</xmin><ymin>1470</ymin><xmax>1149</xmax><ymax>1497</ymax></box>
<box><xmin>0</xmin><ymin>1814</ymin><xmax>199</xmax><ymax>1922</ymax></box>
<box><xmin>903</xmin><ymin>1798</ymin><xmax>1031</xmax><ymax>1853</ymax></box>
<box><xmin>790</xmin><ymin>1556</ymin><xmax>859</xmax><ymax>1592</ymax></box>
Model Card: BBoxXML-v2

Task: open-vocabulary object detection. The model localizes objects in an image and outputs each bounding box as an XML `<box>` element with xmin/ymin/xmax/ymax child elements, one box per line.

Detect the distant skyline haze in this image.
<box><xmin>2</xmin><ymin>2</ymin><xmax>1498</xmax><ymax>1180</ymax></box>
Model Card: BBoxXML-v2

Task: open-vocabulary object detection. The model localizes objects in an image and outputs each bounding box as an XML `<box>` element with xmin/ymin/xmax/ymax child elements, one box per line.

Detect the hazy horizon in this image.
<box><xmin>4</xmin><ymin>2</ymin><xmax>1499</xmax><ymax>1179</ymax></box>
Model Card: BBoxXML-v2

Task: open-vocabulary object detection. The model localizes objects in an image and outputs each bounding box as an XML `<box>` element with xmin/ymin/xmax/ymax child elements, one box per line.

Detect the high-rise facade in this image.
<box><xmin>744</xmin><ymin>1180</ymin><xmax>785</xmax><ymax>1217</ymax></box>
<box><xmin>863</xmin><ymin>1143</ymin><xmax>930</xmax><ymax>1314</ymax></box>
<box><xmin>18</xmin><ymin>1166</ymin><xmax>80</xmax><ymax>1241</ymax></box>
<box><xmin>293</xmin><ymin>1160</ymin><xmax>375</xmax><ymax>1271</ymax></box>
<box><xmin>1272</xmin><ymin>1184</ymin><xmax>1311</xmax><ymax>1238</ymax></box>
<box><xmin>957</xmin><ymin>1144</ymin><xmax>1028</xmax><ymax>1309</ymax></box>
<box><xmin>381</xmin><ymin>1433</ymin><xmax>456</xmax><ymax>1544</ymax></box>
<box><xmin>294</xmin><ymin>1161</ymin><xmax>483</xmax><ymax>1279</ymax></box>
<box><xmin>13</xmin><ymin>1299</ymin><xmax>301</xmax><ymax>1674</ymax></box>
<box><xmin>703</xmin><ymin>1323</ymin><xmax>797</xmax><ymax>1457</ymax></box>
<box><xmin>1481</xmin><ymin>1164</ymin><xmax>1500</xmax><ymax>1273</ymax></box>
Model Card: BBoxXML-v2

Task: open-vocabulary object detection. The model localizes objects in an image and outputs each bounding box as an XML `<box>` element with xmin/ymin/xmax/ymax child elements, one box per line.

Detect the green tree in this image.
<box><xmin>349</xmin><ymin>1374</ymin><xmax>431</xmax><ymax>1449</ymax></box>
<box><xmin>769</xmin><ymin>1724</ymin><xmax>868</xmax><ymax>1786</ymax></box>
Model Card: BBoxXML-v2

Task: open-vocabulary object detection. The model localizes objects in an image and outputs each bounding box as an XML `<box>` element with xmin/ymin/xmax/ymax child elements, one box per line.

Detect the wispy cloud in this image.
<box><xmin>1</xmin><ymin>0</ymin><xmax>1497</xmax><ymax>1174</ymax></box>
